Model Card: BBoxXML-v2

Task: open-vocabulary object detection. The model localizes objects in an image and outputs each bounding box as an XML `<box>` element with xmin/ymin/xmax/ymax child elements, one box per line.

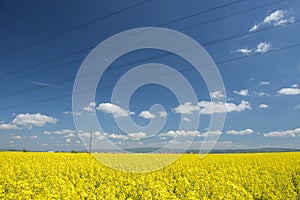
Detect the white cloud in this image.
<box><xmin>255</xmin><ymin>91</ymin><xmax>270</xmax><ymax>97</ymax></box>
<box><xmin>44</xmin><ymin>129</ymin><xmax>76</xmax><ymax>135</ymax></box>
<box><xmin>294</xmin><ymin>105</ymin><xmax>300</xmax><ymax>110</ymax></box>
<box><xmin>108</xmin><ymin>134</ymin><xmax>129</xmax><ymax>140</ymax></box>
<box><xmin>139</xmin><ymin>110</ymin><xmax>155</xmax><ymax>119</ymax></box>
<box><xmin>127</xmin><ymin>132</ymin><xmax>147</xmax><ymax>140</ymax></box>
<box><xmin>259</xmin><ymin>104</ymin><xmax>268</xmax><ymax>108</ymax></box>
<box><xmin>275</xmin><ymin>17</ymin><xmax>296</xmax><ymax>26</ymax></box>
<box><xmin>30</xmin><ymin>135</ymin><xmax>38</xmax><ymax>139</ymax></box>
<box><xmin>62</xmin><ymin>111</ymin><xmax>81</xmax><ymax>116</ymax></box>
<box><xmin>255</xmin><ymin>42</ymin><xmax>271</xmax><ymax>53</ymax></box>
<box><xmin>66</xmin><ymin>138</ymin><xmax>72</xmax><ymax>143</ymax></box>
<box><xmin>159</xmin><ymin>111</ymin><xmax>168</xmax><ymax>118</ymax></box>
<box><xmin>0</xmin><ymin>123</ymin><xmax>20</xmax><ymax>130</ymax></box>
<box><xmin>249</xmin><ymin>10</ymin><xmax>294</xmax><ymax>32</ymax></box>
<box><xmin>210</xmin><ymin>90</ymin><xmax>225</xmax><ymax>99</ymax></box>
<box><xmin>199</xmin><ymin>130</ymin><xmax>222</xmax><ymax>137</ymax></box>
<box><xmin>263</xmin><ymin>10</ymin><xmax>285</xmax><ymax>24</ymax></box>
<box><xmin>160</xmin><ymin>130</ymin><xmax>222</xmax><ymax>138</ymax></box>
<box><xmin>249</xmin><ymin>23</ymin><xmax>260</xmax><ymax>32</ymax></box>
<box><xmin>97</xmin><ymin>103</ymin><xmax>134</xmax><ymax>117</ymax></box>
<box><xmin>291</xmin><ymin>84</ymin><xmax>299</xmax><ymax>88</ymax></box>
<box><xmin>198</xmin><ymin>100</ymin><xmax>251</xmax><ymax>114</ymax></box>
<box><xmin>226</xmin><ymin>129</ymin><xmax>253</xmax><ymax>135</ymax></box>
<box><xmin>235</xmin><ymin>48</ymin><xmax>253</xmax><ymax>55</ymax></box>
<box><xmin>78</xmin><ymin>131</ymin><xmax>104</xmax><ymax>141</ymax></box>
<box><xmin>107</xmin><ymin>132</ymin><xmax>147</xmax><ymax>141</ymax></box>
<box><xmin>64</xmin><ymin>133</ymin><xmax>75</xmax><ymax>138</ymax></box>
<box><xmin>234</xmin><ymin>42</ymin><xmax>271</xmax><ymax>55</ymax></box>
<box><xmin>259</xmin><ymin>81</ymin><xmax>271</xmax><ymax>85</ymax></box>
<box><xmin>264</xmin><ymin>128</ymin><xmax>300</xmax><ymax>137</ymax></box>
<box><xmin>12</xmin><ymin>113</ymin><xmax>57</xmax><ymax>129</ymax></box>
<box><xmin>174</xmin><ymin>102</ymin><xmax>199</xmax><ymax>114</ymax></box>
<box><xmin>161</xmin><ymin>130</ymin><xmax>200</xmax><ymax>137</ymax></box>
<box><xmin>96</xmin><ymin>135</ymin><xmax>106</xmax><ymax>141</ymax></box>
<box><xmin>277</xmin><ymin>88</ymin><xmax>300</xmax><ymax>95</ymax></box>
<box><xmin>233</xmin><ymin>89</ymin><xmax>249</xmax><ymax>96</ymax></box>
<box><xmin>183</xmin><ymin>117</ymin><xmax>191</xmax><ymax>122</ymax></box>
<box><xmin>12</xmin><ymin>135</ymin><xmax>22</xmax><ymax>139</ymax></box>
<box><xmin>83</xmin><ymin>102</ymin><xmax>96</xmax><ymax>112</ymax></box>
<box><xmin>175</xmin><ymin>101</ymin><xmax>251</xmax><ymax>115</ymax></box>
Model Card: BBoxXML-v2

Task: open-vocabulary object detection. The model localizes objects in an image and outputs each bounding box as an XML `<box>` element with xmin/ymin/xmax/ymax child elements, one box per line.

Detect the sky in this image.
<box><xmin>0</xmin><ymin>0</ymin><xmax>300</xmax><ymax>151</ymax></box>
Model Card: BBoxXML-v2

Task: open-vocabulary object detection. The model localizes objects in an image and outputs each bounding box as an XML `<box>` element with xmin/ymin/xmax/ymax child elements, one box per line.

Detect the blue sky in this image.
<box><xmin>0</xmin><ymin>0</ymin><xmax>300</xmax><ymax>151</ymax></box>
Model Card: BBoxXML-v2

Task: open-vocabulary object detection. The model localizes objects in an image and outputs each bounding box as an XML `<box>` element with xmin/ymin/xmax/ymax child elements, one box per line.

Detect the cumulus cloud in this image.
<box><xmin>78</xmin><ymin>131</ymin><xmax>104</xmax><ymax>141</ymax></box>
<box><xmin>233</xmin><ymin>89</ymin><xmax>249</xmax><ymax>96</ymax></box>
<box><xmin>63</xmin><ymin>133</ymin><xmax>75</xmax><ymax>138</ymax></box>
<box><xmin>277</xmin><ymin>88</ymin><xmax>300</xmax><ymax>95</ymax></box>
<box><xmin>249</xmin><ymin>23</ymin><xmax>260</xmax><ymax>32</ymax></box>
<box><xmin>161</xmin><ymin>130</ymin><xmax>200</xmax><ymax>137</ymax></box>
<box><xmin>12</xmin><ymin>113</ymin><xmax>57</xmax><ymax>129</ymax></box>
<box><xmin>174</xmin><ymin>102</ymin><xmax>199</xmax><ymax>114</ymax></box>
<box><xmin>66</xmin><ymin>138</ymin><xmax>72</xmax><ymax>143</ymax></box>
<box><xmin>30</xmin><ymin>135</ymin><xmax>38</xmax><ymax>139</ymax></box>
<box><xmin>160</xmin><ymin>130</ymin><xmax>222</xmax><ymax>138</ymax></box>
<box><xmin>210</xmin><ymin>90</ymin><xmax>225</xmax><ymax>99</ymax></box>
<box><xmin>62</xmin><ymin>111</ymin><xmax>81</xmax><ymax>116</ymax></box>
<box><xmin>259</xmin><ymin>104</ymin><xmax>269</xmax><ymax>108</ymax></box>
<box><xmin>234</xmin><ymin>42</ymin><xmax>271</xmax><ymax>55</ymax></box>
<box><xmin>97</xmin><ymin>103</ymin><xmax>134</xmax><ymax>117</ymax></box>
<box><xmin>183</xmin><ymin>117</ymin><xmax>191</xmax><ymax>122</ymax></box>
<box><xmin>259</xmin><ymin>81</ymin><xmax>271</xmax><ymax>85</ymax></box>
<box><xmin>83</xmin><ymin>102</ymin><xmax>96</xmax><ymax>112</ymax></box>
<box><xmin>255</xmin><ymin>91</ymin><xmax>270</xmax><ymax>97</ymax></box>
<box><xmin>44</xmin><ymin>129</ymin><xmax>76</xmax><ymax>135</ymax></box>
<box><xmin>264</xmin><ymin>128</ymin><xmax>300</xmax><ymax>137</ymax></box>
<box><xmin>139</xmin><ymin>110</ymin><xmax>155</xmax><ymax>119</ymax></box>
<box><xmin>263</xmin><ymin>10</ymin><xmax>285</xmax><ymax>24</ymax></box>
<box><xmin>255</xmin><ymin>42</ymin><xmax>271</xmax><ymax>53</ymax></box>
<box><xmin>226</xmin><ymin>129</ymin><xmax>253</xmax><ymax>135</ymax></box>
<box><xmin>174</xmin><ymin>101</ymin><xmax>251</xmax><ymax>115</ymax></box>
<box><xmin>108</xmin><ymin>134</ymin><xmax>129</xmax><ymax>140</ymax></box>
<box><xmin>274</xmin><ymin>17</ymin><xmax>295</xmax><ymax>26</ymax></box>
<box><xmin>198</xmin><ymin>100</ymin><xmax>251</xmax><ymax>114</ymax></box>
<box><xmin>127</xmin><ymin>132</ymin><xmax>147</xmax><ymax>140</ymax></box>
<box><xmin>12</xmin><ymin>135</ymin><xmax>22</xmax><ymax>139</ymax></box>
<box><xmin>159</xmin><ymin>111</ymin><xmax>168</xmax><ymax>118</ymax></box>
<box><xmin>235</xmin><ymin>48</ymin><xmax>253</xmax><ymax>55</ymax></box>
<box><xmin>249</xmin><ymin>10</ymin><xmax>294</xmax><ymax>32</ymax></box>
<box><xmin>199</xmin><ymin>130</ymin><xmax>222</xmax><ymax>137</ymax></box>
<box><xmin>107</xmin><ymin>132</ymin><xmax>147</xmax><ymax>141</ymax></box>
<box><xmin>0</xmin><ymin>123</ymin><xmax>20</xmax><ymax>130</ymax></box>
<box><xmin>291</xmin><ymin>84</ymin><xmax>299</xmax><ymax>88</ymax></box>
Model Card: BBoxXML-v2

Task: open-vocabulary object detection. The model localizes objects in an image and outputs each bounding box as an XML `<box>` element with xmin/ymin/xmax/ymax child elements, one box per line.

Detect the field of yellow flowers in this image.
<box><xmin>0</xmin><ymin>152</ymin><xmax>299</xmax><ymax>199</ymax></box>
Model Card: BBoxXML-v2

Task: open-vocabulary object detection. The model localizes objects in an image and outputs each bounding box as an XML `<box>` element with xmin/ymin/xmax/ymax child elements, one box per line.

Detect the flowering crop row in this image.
<box><xmin>0</xmin><ymin>152</ymin><xmax>299</xmax><ymax>199</ymax></box>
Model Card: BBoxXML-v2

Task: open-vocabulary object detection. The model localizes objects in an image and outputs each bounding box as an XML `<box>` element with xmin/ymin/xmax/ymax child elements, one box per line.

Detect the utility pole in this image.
<box><xmin>88</xmin><ymin>126</ymin><xmax>93</xmax><ymax>154</ymax></box>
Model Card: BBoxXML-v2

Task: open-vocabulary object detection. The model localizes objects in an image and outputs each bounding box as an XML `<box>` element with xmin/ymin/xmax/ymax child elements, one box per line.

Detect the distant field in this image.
<box><xmin>0</xmin><ymin>152</ymin><xmax>299</xmax><ymax>199</ymax></box>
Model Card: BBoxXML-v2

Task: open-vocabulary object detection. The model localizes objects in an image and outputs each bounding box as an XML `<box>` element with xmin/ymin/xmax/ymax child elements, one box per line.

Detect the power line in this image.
<box><xmin>180</xmin><ymin>0</ymin><xmax>283</xmax><ymax>32</ymax></box>
<box><xmin>0</xmin><ymin>58</ymin><xmax>84</xmax><ymax>85</ymax></box>
<box><xmin>160</xmin><ymin>0</ymin><xmax>245</xmax><ymax>27</ymax></box>
<box><xmin>0</xmin><ymin>0</ymin><xmax>152</xmax><ymax>59</ymax></box>
<box><xmin>0</xmin><ymin>0</ymin><xmax>283</xmax><ymax>81</ymax></box>
<box><xmin>0</xmin><ymin>47</ymin><xmax>92</xmax><ymax>79</ymax></box>
<box><xmin>0</xmin><ymin>0</ymin><xmax>246</xmax><ymax>79</ymax></box>
<box><xmin>0</xmin><ymin>42</ymin><xmax>299</xmax><ymax>111</ymax></box>
<box><xmin>0</xmin><ymin>17</ymin><xmax>298</xmax><ymax>99</ymax></box>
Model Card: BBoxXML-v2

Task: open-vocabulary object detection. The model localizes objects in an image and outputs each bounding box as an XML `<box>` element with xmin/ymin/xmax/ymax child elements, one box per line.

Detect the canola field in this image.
<box><xmin>0</xmin><ymin>152</ymin><xmax>300</xmax><ymax>199</ymax></box>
